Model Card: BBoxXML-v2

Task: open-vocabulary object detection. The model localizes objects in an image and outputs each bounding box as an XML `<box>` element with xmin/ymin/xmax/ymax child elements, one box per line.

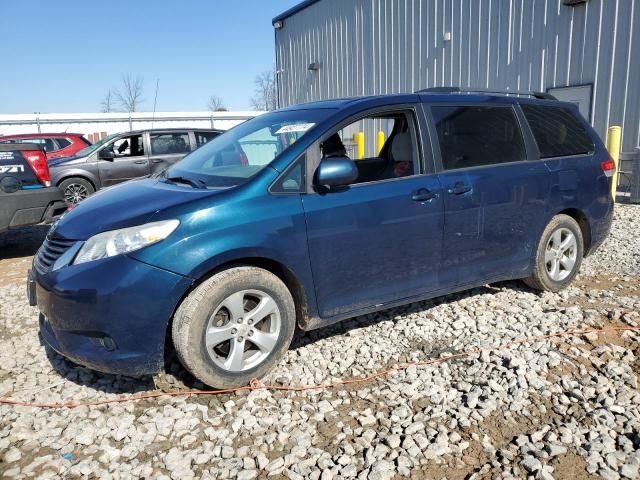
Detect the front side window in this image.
<box><xmin>432</xmin><ymin>105</ymin><xmax>526</xmax><ymax>170</ymax></box>
<box><xmin>111</xmin><ymin>135</ymin><xmax>145</xmax><ymax>158</ymax></box>
<box><xmin>150</xmin><ymin>133</ymin><xmax>190</xmax><ymax>155</ymax></box>
<box><xmin>321</xmin><ymin>111</ymin><xmax>421</xmax><ymax>185</ymax></box>
<box><xmin>521</xmin><ymin>105</ymin><xmax>594</xmax><ymax>158</ymax></box>
<box><xmin>167</xmin><ymin>109</ymin><xmax>333</xmax><ymax>188</ymax></box>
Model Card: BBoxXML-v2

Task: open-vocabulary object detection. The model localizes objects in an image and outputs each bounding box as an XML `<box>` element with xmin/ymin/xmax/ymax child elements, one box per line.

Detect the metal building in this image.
<box><xmin>273</xmin><ymin>0</ymin><xmax>640</xmax><ymax>154</ymax></box>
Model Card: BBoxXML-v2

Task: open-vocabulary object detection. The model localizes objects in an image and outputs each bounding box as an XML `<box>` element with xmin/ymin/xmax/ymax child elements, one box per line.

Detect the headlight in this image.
<box><xmin>73</xmin><ymin>219</ymin><xmax>179</xmax><ymax>265</ymax></box>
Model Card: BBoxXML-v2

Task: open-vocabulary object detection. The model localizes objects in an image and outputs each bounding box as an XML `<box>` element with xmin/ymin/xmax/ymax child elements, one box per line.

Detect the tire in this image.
<box><xmin>523</xmin><ymin>214</ymin><xmax>584</xmax><ymax>292</ymax></box>
<box><xmin>59</xmin><ymin>177</ymin><xmax>95</xmax><ymax>205</ymax></box>
<box><xmin>172</xmin><ymin>266</ymin><xmax>296</xmax><ymax>388</ymax></box>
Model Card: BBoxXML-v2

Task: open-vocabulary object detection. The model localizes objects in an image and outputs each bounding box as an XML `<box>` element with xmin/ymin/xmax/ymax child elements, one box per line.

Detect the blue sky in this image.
<box><xmin>0</xmin><ymin>0</ymin><xmax>300</xmax><ymax>113</ymax></box>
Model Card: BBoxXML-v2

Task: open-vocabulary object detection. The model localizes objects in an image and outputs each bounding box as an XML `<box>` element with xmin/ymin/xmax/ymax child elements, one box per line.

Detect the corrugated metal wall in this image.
<box><xmin>275</xmin><ymin>0</ymin><xmax>640</xmax><ymax>151</ymax></box>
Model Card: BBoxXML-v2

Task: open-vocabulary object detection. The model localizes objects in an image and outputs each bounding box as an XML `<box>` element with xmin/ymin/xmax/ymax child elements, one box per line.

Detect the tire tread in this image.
<box><xmin>524</xmin><ymin>214</ymin><xmax>583</xmax><ymax>292</ymax></box>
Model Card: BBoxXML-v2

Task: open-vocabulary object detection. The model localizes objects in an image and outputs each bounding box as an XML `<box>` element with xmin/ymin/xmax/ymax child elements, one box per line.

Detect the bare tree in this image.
<box><xmin>207</xmin><ymin>95</ymin><xmax>227</xmax><ymax>111</ymax></box>
<box><xmin>249</xmin><ymin>70</ymin><xmax>276</xmax><ymax>111</ymax></box>
<box><xmin>114</xmin><ymin>74</ymin><xmax>145</xmax><ymax>112</ymax></box>
<box><xmin>100</xmin><ymin>89</ymin><xmax>115</xmax><ymax>113</ymax></box>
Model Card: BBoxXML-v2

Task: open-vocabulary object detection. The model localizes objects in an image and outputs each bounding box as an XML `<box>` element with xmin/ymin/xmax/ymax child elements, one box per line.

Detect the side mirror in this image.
<box><xmin>315</xmin><ymin>156</ymin><xmax>358</xmax><ymax>189</ymax></box>
<box><xmin>99</xmin><ymin>148</ymin><xmax>115</xmax><ymax>161</ymax></box>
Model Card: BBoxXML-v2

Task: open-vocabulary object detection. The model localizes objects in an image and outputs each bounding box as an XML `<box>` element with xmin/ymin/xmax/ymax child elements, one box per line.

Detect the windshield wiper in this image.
<box><xmin>164</xmin><ymin>175</ymin><xmax>206</xmax><ymax>189</ymax></box>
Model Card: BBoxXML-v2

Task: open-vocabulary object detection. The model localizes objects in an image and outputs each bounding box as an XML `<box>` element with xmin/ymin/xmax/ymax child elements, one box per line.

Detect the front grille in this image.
<box><xmin>34</xmin><ymin>235</ymin><xmax>76</xmax><ymax>273</ymax></box>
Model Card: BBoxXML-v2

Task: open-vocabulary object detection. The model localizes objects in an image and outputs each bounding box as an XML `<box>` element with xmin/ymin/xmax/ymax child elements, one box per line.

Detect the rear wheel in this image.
<box><xmin>59</xmin><ymin>177</ymin><xmax>95</xmax><ymax>205</ymax></box>
<box><xmin>523</xmin><ymin>214</ymin><xmax>583</xmax><ymax>292</ymax></box>
<box><xmin>172</xmin><ymin>266</ymin><xmax>296</xmax><ymax>388</ymax></box>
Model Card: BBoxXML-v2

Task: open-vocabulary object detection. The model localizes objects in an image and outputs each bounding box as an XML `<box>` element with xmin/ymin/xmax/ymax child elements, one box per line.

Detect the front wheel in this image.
<box><xmin>523</xmin><ymin>214</ymin><xmax>584</xmax><ymax>292</ymax></box>
<box><xmin>59</xmin><ymin>177</ymin><xmax>95</xmax><ymax>205</ymax></box>
<box><xmin>172</xmin><ymin>266</ymin><xmax>296</xmax><ymax>388</ymax></box>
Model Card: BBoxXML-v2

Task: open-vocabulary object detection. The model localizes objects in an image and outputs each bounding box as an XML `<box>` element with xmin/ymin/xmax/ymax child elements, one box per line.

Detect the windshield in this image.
<box><xmin>166</xmin><ymin>109</ymin><xmax>334</xmax><ymax>188</ymax></box>
<box><xmin>75</xmin><ymin>133</ymin><xmax>119</xmax><ymax>157</ymax></box>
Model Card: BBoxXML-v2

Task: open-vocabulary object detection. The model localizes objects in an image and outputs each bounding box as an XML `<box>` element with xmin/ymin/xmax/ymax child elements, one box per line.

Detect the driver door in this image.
<box><xmin>301</xmin><ymin>108</ymin><xmax>445</xmax><ymax>318</ymax></box>
<box><xmin>98</xmin><ymin>134</ymin><xmax>150</xmax><ymax>186</ymax></box>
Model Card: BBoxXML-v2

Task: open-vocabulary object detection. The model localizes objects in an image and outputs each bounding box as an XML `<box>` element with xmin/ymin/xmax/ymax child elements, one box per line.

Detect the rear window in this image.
<box><xmin>521</xmin><ymin>105</ymin><xmax>594</xmax><ymax>158</ymax></box>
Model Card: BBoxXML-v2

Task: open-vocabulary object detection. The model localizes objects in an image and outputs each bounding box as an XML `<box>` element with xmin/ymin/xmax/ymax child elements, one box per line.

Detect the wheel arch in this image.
<box><xmin>209</xmin><ymin>257</ymin><xmax>311</xmax><ymax>328</ymax></box>
<box><xmin>556</xmin><ymin>208</ymin><xmax>592</xmax><ymax>256</ymax></box>
<box><xmin>56</xmin><ymin>172</ymin><xmax>98</xmax><ymax>191</ymax></box>
<box><xmin>163</xmin><ymin>255</ymin><xmax>311</xmax><ymax>361</ymax></box>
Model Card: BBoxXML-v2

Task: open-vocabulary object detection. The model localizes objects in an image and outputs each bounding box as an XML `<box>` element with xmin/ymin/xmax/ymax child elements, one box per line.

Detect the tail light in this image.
<box><xmin>601</xmin><ymin>159</ymin><xmax>616</xmax><ymax>178</ymax></box>
<box><xmin>22</xmin><ymin>150</ymin><xmax>51</xmax><ymax>186</ymax></box>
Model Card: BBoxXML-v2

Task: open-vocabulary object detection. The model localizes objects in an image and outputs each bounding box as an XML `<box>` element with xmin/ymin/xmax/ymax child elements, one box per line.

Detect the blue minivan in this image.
<box><xmin>28</xmin><ymin>89</ymin><xmax>615</xmax><ymax>388</ymax></box>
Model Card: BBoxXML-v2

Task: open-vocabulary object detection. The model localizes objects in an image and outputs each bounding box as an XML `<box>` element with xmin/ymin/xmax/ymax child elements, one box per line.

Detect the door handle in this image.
<box><xmin>411</xmin><ymin>188</ymin><xmax>438</xmax><ymax>202</ymax></box>
<box><xmin>134</xmin><ymin>160</ymin><xmax>146</xmax><ymax>164</ymax></box>
<box><xmin>447</xmin><ymin>182</ymin><xmax>472</xmax><ymax>195</ymax></box>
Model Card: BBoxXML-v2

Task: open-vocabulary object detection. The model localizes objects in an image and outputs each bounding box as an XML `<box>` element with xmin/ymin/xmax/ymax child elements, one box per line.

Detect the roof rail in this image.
<box><xmin>416</xmin><ymin>86</ymin><xmax>557</xmax><ymax>101</ymax></box>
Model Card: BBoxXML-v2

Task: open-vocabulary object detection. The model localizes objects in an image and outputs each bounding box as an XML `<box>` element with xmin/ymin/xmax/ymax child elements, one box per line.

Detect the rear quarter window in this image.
<box><xmin>521</xmin><ymin>105</ymin><xmax>594</xmax><ymax>158</ymax></box>
<box><xmin>195</xmin><ymin>131</ymin><xmax>220</xmax><ymax>147</ymax></box>
<box><xmin>56</xmin><ymin>138</ymin><xmax>72</xmax><ymax>149</ymax></box>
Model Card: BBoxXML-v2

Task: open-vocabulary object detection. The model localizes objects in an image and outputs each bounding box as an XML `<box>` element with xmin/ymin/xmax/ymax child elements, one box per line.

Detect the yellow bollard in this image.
<box><xmin>352</xmin><ymin>132</ymin><xmax>364</xmax><ymax>160</ymax></box>
<box><xmin>377</xmin><ymin>131</ymin><xmax>385</xmax><ymax>155</ymax></box>
<box><xmin>606</xmin><ymin>126</ymin><xmax>622</xmax><ymax>200</ymax></box>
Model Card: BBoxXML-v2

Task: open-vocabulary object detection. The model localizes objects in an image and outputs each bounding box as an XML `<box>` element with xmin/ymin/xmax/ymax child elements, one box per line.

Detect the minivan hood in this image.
<box><xmin>53</xmin><ymin>178</ymin><xmax>225</xmax><ymax>240</ymax></box>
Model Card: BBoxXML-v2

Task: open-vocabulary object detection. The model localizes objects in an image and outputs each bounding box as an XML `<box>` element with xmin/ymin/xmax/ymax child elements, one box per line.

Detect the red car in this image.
<box><xmin>0</xmin><ymin>133</ymin><xmax>91</xmax><ymax>159</ymax></box>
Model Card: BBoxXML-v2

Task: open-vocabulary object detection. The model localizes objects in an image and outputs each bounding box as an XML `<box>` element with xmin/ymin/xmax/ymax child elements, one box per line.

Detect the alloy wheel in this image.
<box><xmin>63</xmin><ymin>183</ymin><xmax>89</xmax><ymax>204</ymax></box>
<box><xmin>545</xmin><ymin>227</ymin><xmax>577</xmax><ymax>282</ymax></box>
<box><xmin>205</xmin><ymin>289</ymin><xmax>281</xmax><ymax>372</ymax></box>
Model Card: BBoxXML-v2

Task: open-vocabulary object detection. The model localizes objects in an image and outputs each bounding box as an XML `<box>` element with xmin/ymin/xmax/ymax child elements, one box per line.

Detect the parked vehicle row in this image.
<box><xmin>0</xmin><ymin>143</ymin><xmax>66</xmax><ymax>233</ymax></box>
<box><xmin>29</xmin><ymin>90</ymin><xmax>614</xmax><ymax>388</ymax></box>
<box><xmin>49</xmin><ymin>128</ymin><xmax>222</xmax><ymax>204</ymax></box>
<box><xmin>1</xmin><ymin>128</ymin><xmax>223</xmax><ymax>207</ymax></box>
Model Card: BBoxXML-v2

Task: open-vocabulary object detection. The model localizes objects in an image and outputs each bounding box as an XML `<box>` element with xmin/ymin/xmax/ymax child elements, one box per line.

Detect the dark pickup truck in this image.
<box><xmin>0</xmin><ymin>144</ymin><xmax>66</xmax><ymax>232</ymax></box>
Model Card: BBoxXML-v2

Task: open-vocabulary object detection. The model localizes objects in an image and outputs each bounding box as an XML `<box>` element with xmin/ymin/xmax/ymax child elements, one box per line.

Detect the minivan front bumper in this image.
<box><xmin>33</xmin><ymin>254</ymin><xmax>192</xmax><ymax>376</ymax></box>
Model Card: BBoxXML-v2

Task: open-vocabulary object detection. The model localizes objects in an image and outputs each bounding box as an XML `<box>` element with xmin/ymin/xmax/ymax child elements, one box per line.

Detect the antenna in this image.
<box><xmin>151</xmin><ymin>78</ymin><xmax>160</xmax><ymax>128</ymax></box>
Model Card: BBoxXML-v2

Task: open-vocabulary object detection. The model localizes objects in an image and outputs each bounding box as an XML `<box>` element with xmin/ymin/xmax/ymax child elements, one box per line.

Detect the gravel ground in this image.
<box><xmin>1</xmin><ymin>205</ymin><xmax>639</xmax><ymax>479</ymax></box>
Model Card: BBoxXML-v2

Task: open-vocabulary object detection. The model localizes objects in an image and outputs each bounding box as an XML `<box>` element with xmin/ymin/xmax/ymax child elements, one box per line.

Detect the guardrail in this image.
<box><xmin>0</xmin><ymin>112</ymin><xmax>260</xmax><ymax>136</ymax></box>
